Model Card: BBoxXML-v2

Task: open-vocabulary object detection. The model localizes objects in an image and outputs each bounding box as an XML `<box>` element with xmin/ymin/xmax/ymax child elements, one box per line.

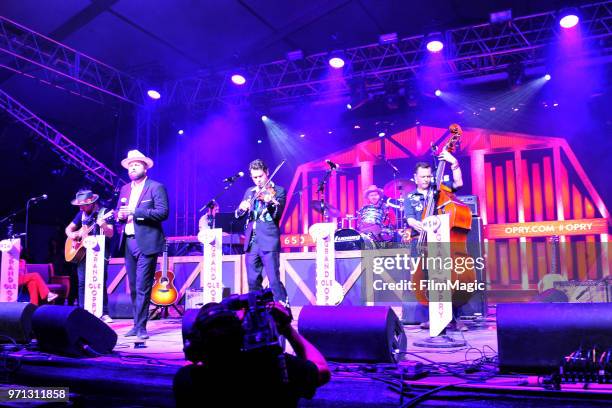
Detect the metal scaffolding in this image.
<box><xmin>0</xmin><ymin>88</ymin><xmax>127</xmax><ymax>189</ymax></box>
<box><xmin>163</xmin><ymin>1</ymin><xmax>612</xmax><ymax>111</ymax></box>
<box><xmin>0</xmin><ymin>16</ymin><xmax>146</xmax><ymax>106</ymax></box>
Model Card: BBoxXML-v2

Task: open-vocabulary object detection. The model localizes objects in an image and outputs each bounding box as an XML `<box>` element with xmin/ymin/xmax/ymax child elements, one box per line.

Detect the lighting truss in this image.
<box><xmin>164</xmin><ymin>1</ymin><xmax>612</xmax><ymax>111</ymax></box>
<box><xmin>0</xmin><ymin>88</ymin><xmax>127</xmax><ymax>188</ymax></box>
<box><xmin>0</xmin><ymin>16</ymin><xmax>145</xmax><ymax>106</ymax></box>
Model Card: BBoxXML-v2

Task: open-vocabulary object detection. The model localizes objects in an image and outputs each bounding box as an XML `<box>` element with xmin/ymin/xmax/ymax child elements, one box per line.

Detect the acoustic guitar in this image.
<box><xmin>64</xmin><ymin>210</ymin><xmax>115</xmax><ymax>263</ymax></box>
<box><xmin>150</xmin><ymin>241</ymin><xmax>178</xmax><ymax>306</ymax></box>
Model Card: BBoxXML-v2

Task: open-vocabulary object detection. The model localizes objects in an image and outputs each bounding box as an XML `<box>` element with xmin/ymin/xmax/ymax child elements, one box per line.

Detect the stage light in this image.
<box><xmin>299</xmin><ymin>134</ymin><xmax>305</xmax><ymax>138</ymax></box>
<box><xmin>147</xmin><ymin>89</ymin><xmax>161</xmax><ymax>100</ymax></box>
<box><xmin>178</xmin><ymin>129</ymin><xmax>184</xmax><ymax>135</ymax></box>
<box><xmin>261</xmin><ymin>115</ymin><xmax>268</xmax><ymax>121</ymax></box>
<box><xmin>378</xmin><ymin>32</ymin><xmax>398</xmax><ymax>45</ymax></box>
<box><xmin>425</xmin><ymin>33</ymin><xmax>444</xmax><ymax>53</ymax></box>
<box><xmin>490</xmin><ymin>10</ymin><xmax>512</xmax><ymax>24</ymax></box>
<box><xmin>378</xmin><ymin>132</ymin><xmax>386</xmax><ymax>137</ymax></box>
<box><xmin>544</xmin><ymin>74</ymin><xmax>551</xmax><ymax>81</ymax></box>
<box><xmin>257</xmin><ymin>139</ymin><xmax>263</xmax><ymax>144</ymax></box>
<box><xmin>559</xmin><ymin>8</ymin><xmax>580</xmax><ymax>29</ymax></box>
<box><xmin>328</xmin><ymin>51</ymin><xmax>346</xmax><ymax>69</ymax></box>
<box><xmin>328</xmin><ymin>130</ymin><xmax>333</xmax><ymax>134</ymax></box>
<box><xmin>231</xmin><ymin>74</ymin><xmax>246</xmax><ymax>85</ymax></box>
<box><xmin>354</xmin><ymin>125</ymin><xmax>360</xmax><ymax>129</ymax></box>
<box><xmin>328</xmin><ymin>56</ymin><xmax>345</xmax><ymax>69</ymax></box>
<box><xmin>434</xmin><ymin>89</ymin><xmax>441</xmax><ymax>97</ymax></box>
<box><xmin>346</xmin><ymin>103</ymin><xmax>352</xmax><ymax>110</ymax></box>
<box><xmin>286</xmin><ymin>50</ymin><xmax>304</xmax><ymax>61</ymax></box>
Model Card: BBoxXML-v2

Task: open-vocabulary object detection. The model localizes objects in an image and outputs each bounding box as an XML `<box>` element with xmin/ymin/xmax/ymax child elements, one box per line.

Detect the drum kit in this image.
<box><xmin>311</xmin><ymin>179</ymin><xmax>413</xmax><ymax>251</ymax></box>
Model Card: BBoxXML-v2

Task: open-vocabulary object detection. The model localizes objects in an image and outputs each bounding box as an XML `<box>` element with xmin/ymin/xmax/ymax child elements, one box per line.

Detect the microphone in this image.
<box><xmin>29</xmin><ymin>194</ymin><xmax>48</xmax><ymax>202</ymax></box>
<box><xmin>325</xmin><ymin>159</ymin><xmax>339</xmax><ymax>170</ymax></box>
<box><xmin>223</xmin><ymin>171</ymin><xmax>245</xmax><ymax>183</ymax></box>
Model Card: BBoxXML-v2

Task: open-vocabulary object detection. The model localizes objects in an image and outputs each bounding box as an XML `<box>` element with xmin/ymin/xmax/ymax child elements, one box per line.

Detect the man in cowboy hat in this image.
<box><xmin>363</xmin><ymin>185</ymin><xmax>384</xmax><ymax>206</ymax></box>
<box><xmin>65</xmin><ymin>188</ymin><xmax>114</xmax><ymax>323</ymax></box>
<box><xmin>116</xmin><ymin>149</ymin><xmax>169</xmax><ymax>340</ymax></box>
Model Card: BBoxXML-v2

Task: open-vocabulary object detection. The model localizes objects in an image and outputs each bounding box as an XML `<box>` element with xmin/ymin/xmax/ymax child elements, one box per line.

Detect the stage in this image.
<box><xmin>3</xmin><ymin>306</ymin><xmax>612</xmax><ymax>407</ymax></box>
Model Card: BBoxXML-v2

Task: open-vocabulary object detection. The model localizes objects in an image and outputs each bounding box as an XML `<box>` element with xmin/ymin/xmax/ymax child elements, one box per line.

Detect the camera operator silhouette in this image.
<box><xmin>174</xmin><ymin>289</ymin><xmax>330</xmax><ymax>407</ymax></box>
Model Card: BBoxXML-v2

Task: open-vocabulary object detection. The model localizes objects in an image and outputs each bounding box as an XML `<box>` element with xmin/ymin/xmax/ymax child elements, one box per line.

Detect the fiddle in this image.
<box><xmin>254</xmin><ymin>185</ymin><xmax>278</xmax><ymax>204</ymax></box>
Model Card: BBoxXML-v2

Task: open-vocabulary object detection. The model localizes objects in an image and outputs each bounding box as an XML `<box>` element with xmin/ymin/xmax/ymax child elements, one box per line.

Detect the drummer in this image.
<box><xmin>357</xmin><ymin>185</ymin><xmax>391</xmax><ymax>241</ymax></box>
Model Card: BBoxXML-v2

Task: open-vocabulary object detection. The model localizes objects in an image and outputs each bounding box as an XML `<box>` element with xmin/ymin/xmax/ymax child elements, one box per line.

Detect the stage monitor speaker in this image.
<box><xmin>497</xmin><ymin>303</ymin><xmax>612</xmax><ymax>374</ymax></box>
<box><xmin>32</xmin><ymin>306</ymin><xmax>117</xmax><ymax>357</ymax></box>
<box><xmin>297</xmin><ymin>306</ymin><xmax>406</xmax><ymax>363</ymax></box>
<box><xmin>0</xmin><ymin>302</ymin><xmax>37</xmax><ymax>344</ymax></box>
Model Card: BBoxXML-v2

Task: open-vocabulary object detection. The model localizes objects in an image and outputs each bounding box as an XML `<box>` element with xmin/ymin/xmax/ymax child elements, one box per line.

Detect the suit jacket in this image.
<box><xmin>236</xmin><ymin>183</ymin><xmax>286</xmax><ymax>252</ymax></box>
<box><xmin>116</xmin><ymin>178</ymin><xmax>169</xmax><ymax>255</ymax></box>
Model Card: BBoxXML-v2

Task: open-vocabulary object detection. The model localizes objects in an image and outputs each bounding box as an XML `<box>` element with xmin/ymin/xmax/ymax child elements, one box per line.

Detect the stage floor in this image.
<box><xmin>3</xmin><ymin>307</ymin><xmax>612</xmax><ymax>407</ymax></box>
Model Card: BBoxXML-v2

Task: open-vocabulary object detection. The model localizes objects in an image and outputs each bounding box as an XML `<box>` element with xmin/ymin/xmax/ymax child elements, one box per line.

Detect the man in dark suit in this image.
<box><xmin>116</xmin><ymin>150</ymin><xmax>169</xmax><ymax>340</ymax></box>
<box><xmin>235</xmin><ymin>159</ymin><xmax>288</xmax><ymax>303</ymax></box>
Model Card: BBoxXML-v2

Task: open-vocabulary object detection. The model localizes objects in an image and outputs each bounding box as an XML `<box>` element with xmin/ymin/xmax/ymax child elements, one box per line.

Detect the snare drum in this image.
<box><xmin>334</xmin><ymin>229</ymin><xmax>375</xmax><ymax>251</ymax></box>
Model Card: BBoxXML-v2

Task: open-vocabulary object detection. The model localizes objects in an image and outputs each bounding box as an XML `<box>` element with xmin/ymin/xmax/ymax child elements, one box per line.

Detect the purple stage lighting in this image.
<box><xmin>147</xmin><ymin>89</ymin><xmax>161</xmax><ymax>99</ymax></box>
<box><xmin>559</xmin><ymin>13</ymin><xmax>579</xmax><ymax>29</ymax></box>
<box><xmin>544</xmin><ymin>74</ymin><xmax>551</xmax><ymax>81</ymax></box>
<box><xmin>178</xmin><ymin>129</ymin><xmax>184</xmax><ymax>135</ymax></box>
<box><xmin>328</xmin><ymin>56</ymin><xmax>345</xmax><ymax>69</ymax></box>
<box><xmin>231</xmin><ymin>74</ymin><xmax>246</xmax><ymax>85</ymax></box>
<box><xmin>257</xmin><ymin>139</ymin><xmax>263</xmax><ymax>144</ymax></box>
<box><xmin>378</xmin><ymin>132</ymin><xmax>386</xmax><ymax>137</ymax></box>
<box><xmin>434</xmin><ymin>89</ymin><xmax>442</xmax><ymax>97</ymax></box>
<box><xmin>261</xmin><ymin>115</ymin><xmax>268</xmax><ymax>121</ymax></box>
<box><xmin>346</xmin><ymin>103</ymin><xmax>352</xmax><ymax>110</ymax></box>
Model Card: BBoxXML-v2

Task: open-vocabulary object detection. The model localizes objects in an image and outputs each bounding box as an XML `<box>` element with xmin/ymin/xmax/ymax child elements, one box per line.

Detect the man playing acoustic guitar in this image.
<box><xmin>65</xmin><ymin>189</ymin><xmax>114</xmax><ymax>323</ymax></box>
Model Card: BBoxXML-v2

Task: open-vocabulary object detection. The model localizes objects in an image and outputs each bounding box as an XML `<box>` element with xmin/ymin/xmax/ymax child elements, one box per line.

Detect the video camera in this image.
<box><xmin>221</xmin><ymin>288</ymin><xmax>289</xmax><ymax>353</ymax></box>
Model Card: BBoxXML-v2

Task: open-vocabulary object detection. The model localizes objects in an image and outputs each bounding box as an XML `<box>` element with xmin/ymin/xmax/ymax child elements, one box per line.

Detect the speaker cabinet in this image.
<box><xmin>298</xmin><ymin>306</ymin><xmax>406</xmax><ymax>363</ymax></box>
<box><xmin>32</xmin><ymin>306</ymin><xmax>117</xmax><ymax>357</ymax></box>
<box><xmin>0</xmin><ymin>302</ymin><xmax>37</xmax><ymax>343</ymax></box>
<box><xmin>497</xmin><ymin>303</ymin><xmax>612</xmax><ymax>374</ymax></box>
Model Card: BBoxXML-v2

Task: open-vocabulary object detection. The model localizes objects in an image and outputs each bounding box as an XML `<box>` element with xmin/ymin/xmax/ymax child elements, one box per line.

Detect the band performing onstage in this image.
<box><xmin>3</xmin><ymin>3</ymin><xmax>612</xmax><ymax>406</ymax></box>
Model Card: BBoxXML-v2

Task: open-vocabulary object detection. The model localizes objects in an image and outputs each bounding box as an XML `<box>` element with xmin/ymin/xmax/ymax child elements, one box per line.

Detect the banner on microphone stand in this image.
<box><xmin>198</xmin><ymin>228</ymin><xmax>223</xmax><ymax>304</ymax></box>
<box><xmin>0</xmin><ymin>239</ymin><xmax>21</xmax><ymax>302</ymax></box>
<box><xmin>83</xmin><ymin>235</ymin><xmax>105</xmax><ymax>317</ymax></box>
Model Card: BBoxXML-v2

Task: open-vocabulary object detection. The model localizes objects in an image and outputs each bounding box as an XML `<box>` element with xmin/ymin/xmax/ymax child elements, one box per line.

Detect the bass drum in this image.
<box><xmin>334</xmin><ymin>229</ymin><xmax>375</xmax><ymax>251</ymax></box>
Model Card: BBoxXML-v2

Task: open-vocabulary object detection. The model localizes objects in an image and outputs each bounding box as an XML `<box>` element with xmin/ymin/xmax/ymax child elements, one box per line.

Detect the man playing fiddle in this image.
<box><xmin>235</xmin><ymin>159</ymin><xmax>289</xmax><ymax>304</ymax></box>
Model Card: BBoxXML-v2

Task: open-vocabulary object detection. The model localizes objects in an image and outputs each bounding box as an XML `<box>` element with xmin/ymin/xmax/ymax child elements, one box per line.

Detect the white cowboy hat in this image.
<box><xmin>121</xmin><ymin>149</ymin><xmax>154</xmax><ymax>169</ymax></box>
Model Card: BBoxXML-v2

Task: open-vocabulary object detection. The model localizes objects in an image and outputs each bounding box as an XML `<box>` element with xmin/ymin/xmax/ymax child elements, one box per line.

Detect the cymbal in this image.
<box><xmin>310</xmin><ymin>200</ymin><xmax>341</xmax><ymax>218</ymax></box>
<box><xmin>383</xmin><ymin>179</ymin><xmax>413</xmax><ymax>198</ymax></box>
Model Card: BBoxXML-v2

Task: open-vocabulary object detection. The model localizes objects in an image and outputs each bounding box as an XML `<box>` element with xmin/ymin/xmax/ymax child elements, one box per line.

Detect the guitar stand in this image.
<box><xmin>149</xmin><ymin>303</ymin><xmax>183</xmax><ymax>320</ymax></box>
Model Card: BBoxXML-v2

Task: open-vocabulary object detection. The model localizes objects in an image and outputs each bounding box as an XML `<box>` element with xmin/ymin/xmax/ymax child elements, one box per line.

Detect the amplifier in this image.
<box><xmin>456</xmin><ymin>195</ymin><xmax>480</xmax><ymax>216</ymax></box>
<box><xmin>554</xmin><ymin>280</ymin><xmax>611</xmax><ymax>303</ymax></box>
<box><xmin>185</xmin><ymin>287</ymin><xmax>231</xmax><ymax>310</ymax></box>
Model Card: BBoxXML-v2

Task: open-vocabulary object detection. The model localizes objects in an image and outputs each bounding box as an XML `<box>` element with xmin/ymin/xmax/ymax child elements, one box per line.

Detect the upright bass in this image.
<box><xmin>411</xmin><ymin>124</ymin><xmax>476</xmax><ymax>306</ymax></box>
